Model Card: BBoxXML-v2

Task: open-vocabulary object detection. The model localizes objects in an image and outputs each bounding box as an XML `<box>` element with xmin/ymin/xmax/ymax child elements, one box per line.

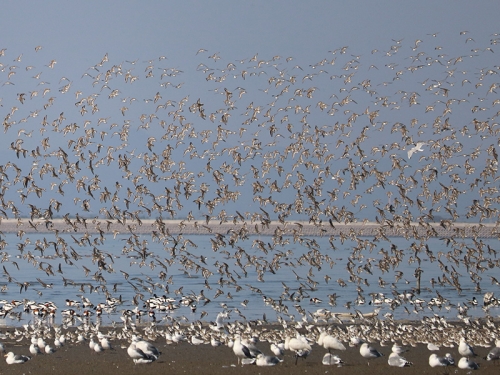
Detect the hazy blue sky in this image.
<box><xmin>1</xmin><ymin>1</ymin><xmax>499</xmax><ymax>222</ymax></box>
<box><xmin>3</xmin><ymin>1</ymin><xmax>499</xmax><ymax>72</ymax></box>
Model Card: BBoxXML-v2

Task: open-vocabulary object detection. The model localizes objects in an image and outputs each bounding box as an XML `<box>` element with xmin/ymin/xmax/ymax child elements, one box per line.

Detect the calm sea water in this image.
<box><xmin>0</xmin><ymin>232</ymin><xmax>497</xmax><ymax>327</ymax></box>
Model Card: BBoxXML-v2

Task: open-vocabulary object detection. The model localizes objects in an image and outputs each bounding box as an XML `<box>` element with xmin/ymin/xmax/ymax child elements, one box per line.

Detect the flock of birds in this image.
<box><xmin>0</xmin><ymin>312</ymin><xmax>500</xmax><ymax>368</ymax></box>
<box><xmin>0</xmin><ymin>30</ymin><xmax>499</xmax><ymax>369</ymax></box>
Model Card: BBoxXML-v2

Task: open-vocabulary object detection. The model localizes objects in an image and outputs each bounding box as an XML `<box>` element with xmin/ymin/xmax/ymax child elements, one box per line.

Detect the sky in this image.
<box><xmin>1</xmin><ymin>1</ymin><xmax>499</xmax><ymax>222</ymax></box>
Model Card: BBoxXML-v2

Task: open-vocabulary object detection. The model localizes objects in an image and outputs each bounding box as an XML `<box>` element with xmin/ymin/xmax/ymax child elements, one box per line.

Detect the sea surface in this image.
<box><xmin>0</xmin><ymin>231</ymin><xmax>497</xmax><ymax>327</ymax></box>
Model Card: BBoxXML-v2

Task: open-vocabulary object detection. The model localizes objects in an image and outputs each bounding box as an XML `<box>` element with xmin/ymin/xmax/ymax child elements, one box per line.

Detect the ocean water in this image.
<box><xmin>0</xmin><ymin>231</ymin><xmax>497</xmax><ymax>327</ymax></box>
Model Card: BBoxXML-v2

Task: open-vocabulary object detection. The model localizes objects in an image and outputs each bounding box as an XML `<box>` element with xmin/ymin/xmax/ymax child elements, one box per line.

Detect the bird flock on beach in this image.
<box><xmin>0</xmin><ymin>30</ymin><xmax>499</xmax><ymax>369</ymax></box>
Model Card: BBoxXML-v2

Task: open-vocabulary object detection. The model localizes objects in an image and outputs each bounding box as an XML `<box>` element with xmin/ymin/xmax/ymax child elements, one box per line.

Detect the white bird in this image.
<box><xmin>486</xmin><ymin>342</ymin><xmax>500</xmax><ymax>361</ymax></box>
<box><xmin>360</xmin><ymin>342</ymin><xmax>383</xmax><ymax>359</ymax></box>
<box><xmin>100</xmin><ymin>337</ymin><xmax>113</xmax><ymax>350</ymax></box>
<box><xmin>458</xmin><ymin>357</ymin><xmax>479</xmax><ymax>370</ymax></box>
<box><xmin>5</xmin><ymin>352</ymin><xmax>31</xmax><ymax>364</ymax></box>
<box><xmin>191</xmin><ymin>336</ymin><xmax>205</xmax><ymax>345</ymax></box>
<box><xmin>270</xmin><ymin>342</ymin><xmax>284</xmax><ymax>356</ymax></box>
<box><xmin>44</xmin><ymin>345</ymin><xmax>56</xmax><ymax>354</ymax></box>
<box><xmin>255</xmin><ymin>353</ymin><xmax>282</xmax><ymax>366</ymax></box>
<box><xmin>131</xmin><ymin>336</ymin><xmax>161</xmax><ymax>358</ymax></box>
<box><xmin>388</xmin><ymin>352</ymin><xmax>412</xmax><ymax>367</ymax></box>
<box><xmin>233</xmin><ymin>335</ymin><xmax>259</xmax><ymax>365</ymax></box>
<box><xmin>350</xmin><ymin>336</ymin><xmax>363</xmax><ymax>347</ymax></box>
<box><xmin>322</xmin><ymin>353</ymin><xmax>344</xmax><ymax>366</ymax></box>
<box><xmin>285</xmin><ymin>335</ymin><xmax>312</xmax><ymax>365</ymax></box>
<box><xmin>127</xmin><ymin>343</ymin><xmax>157</xmax><ymax>364</ymax></box>
<box><xmin>458</xmin><ymin>338</ymin><xmax>476</xmax><ymax>357</ymax></box>
<box><xmin>426</xmin><ymin>343</ymin><xmax>440</xmax><ymax>351</ymax></box>
<box><xmin>407</xmin><ymin>142</ymin><xmax>426</xmax><ymax>159</ymax></box>
<box><xmin>391</xmin><ymin>343</ymin><xmax>409</xmax><ymax>354</ymax></box>
<box><xmin>429</xmin><ymin>353</ymin><xmax>452</xmax><ymax>367</ymax></box>
<box><xmin>318</xmin><ymin>331</ymin><xmax>346</xmax><ymax>353</ymax></box>
<box><xmin>54</xmin><ymin>337</ymin><xmax>63</xmax><ymax>348</ymax></box>
<box><xmin>37</xmin><ymin>337</ymin><xmax>46</xmax><ymax>350</ymax></box>
<box><xmin>210</xmin><ymin>337</ymin><xmax>222</xmax><ymax>347</ymax></box>
<box><xmin>29</xmin><ymin>343</ymin><xmax>42</xmax><ymax>355</ymax></box>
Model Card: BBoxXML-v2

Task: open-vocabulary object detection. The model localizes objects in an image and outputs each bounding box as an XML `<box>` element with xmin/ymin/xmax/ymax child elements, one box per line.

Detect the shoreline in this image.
<box><xmin>1</xmin><ymin>218</ymin><xmax>499</xmax><ymax>238</ymax></box>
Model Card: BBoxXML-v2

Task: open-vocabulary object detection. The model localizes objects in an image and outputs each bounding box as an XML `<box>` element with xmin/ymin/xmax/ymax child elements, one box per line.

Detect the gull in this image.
<box><xmin>391</xmin><ymin>343</ymin><xmax>409</xmax><ymax>354</ymax></box>
<box><xmin>233</xmin><ymin>335</ymin><xmax>257</xmax><ymax>365</ymax></box>
<box><xmin>388</xmin><ymin>352</ymin><xmax>412</xmax><ymax>367</ymax></box>
<box><xmin>131</xmin><ymin>336</ymin><xmax>161</xmax><ymax>359</ymax></box>
<box><xmin>360</xmin><ymin>342</ymin><xmax>383</xmax><ymax>360</ymax></box>
<box><xmin>270</xmin><ymin>342</ymin><xmax>284</xmax><ymax>356</ymax></box>
<box><xmin>318</xmin><ymin>331</ymin><xmax>346</xmax><ymax>353</ymax></box>
<box><xmin>5</xmin><ymin>352</ymin><xmax>31</xmax><ymax>364</ymax></box>
<box><xmin>429</xmin><ymin>353</ymin><xmax>452</xmax><ymax>367</ymax></box>
<box><xmin>255</xmin><ymin>353</ymin><xmax>283</xmax><ymax>366</ymax></box>
<box><xmin>29</xmin><ymin>343</ymin><xmax>42</xmax><ymax>355</ymax></box>
<box><xmin>285</xmin><ymin>335</ymin><xmax>312</xmax><ymax>365</ymax></box>
<box><xmin>458</xmin><ymin>357</ymin><xmax>479</xmax><ymax>370</ymax></box>
<box><xmin>486</xmin><ymin>339</ymin><xmax>500</xmax><ymax>361</ymax></box>
<box><xmin>426</xmin><ymin>343</ymin><xmax>440</xmax><ymax>351</ymax></box>
<box><xmin>45</xmin><ymin>345</ymin><xmax>56</xmax><ymax>354</ymax></box>
<box><xmin>407</xmin><ymin>142</ymin><xmax>426</xmax><ymax>159</ymax></box>
<box><xmin>322</xmin><ymin>353</ymin><xmax>344</xmax><ymax>366</ymax></box>
<box><xmin>127</xmin><ymin>343</ymin><xmax>158</xmax><ymax>364</ymax></box>
<box><xmin>458</xmin><ymin>338</ymin><xmax>476</xmax><ymax>356</ymax></box>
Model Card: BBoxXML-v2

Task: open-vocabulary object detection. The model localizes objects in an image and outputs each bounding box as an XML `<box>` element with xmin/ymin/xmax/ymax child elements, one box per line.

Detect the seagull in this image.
<box><xmin>270</xmin><ymin>342</ymin><xmax>284</xmax><ymax>356</ymax></box>
<box><xmin>127</xmin><ymin>343</ymin><xmax>157</xmax><ymax>364</ymax></box>
<box><xmin>131</xmin><ymin>336</ymin><xmax>161</xmax><ymax>359</ymax></box>
<box><xmin>29</xmin><ymin>343</ymin><xmax>42</xmax><ymax>355</ymax></box>
<box><xmin>255</xmin><ymin>353</ymin><xmax>283</xmax><ymax>366</ymax></box>
<box><xmin>429</xmin><ymin>353</ymin><xmax>452</xmax><ymax>367</ymax></box>
<box><xmin>322</xmin><ymin>353</ymin><xmax>344</xmax><ymax>366</ymax></box>
<box><xmin>233</xmin><ymin>335</ymin><xmax>258</xmax><ymax>365</ymax></box>
<box><xmin>318</xmin><ymin>331</ymin><xmax>346</xmax><ymax>353</ymax></box>
<box><xmin>458</xmin><ymin>357</ymin><xmax>479</xmax><ymax>370</ymax></box>
<box><xmin>486</xmin><ymin>339</ymin><xmax>500</xmax><ymax>361</ymax></box>
<box><xmin>285</xmin><ymin>335</ymin><xmax>312</xmax><ymax>365</ymax></box>
<box><xmin>5</xmin><ymin>352</ymin><xmax>31</xmax><ymax>364</ymax></box>
<box><xmin>407</xmin><ymin>142</ymin><xmax>426</xmax><ymax>159</ymax></box>
<box><xmin>360</xmin><ymin>342</ymin><xmax>383</xmax><ymax>359</ymax></box>
<box><xmin>388</xmin><ymin>352</ymin><xmax>412</xmax><ymax>367</ymax></box>
<box><xmin>458</xmin><ymin>338</ymin><xmax>476</xmax><ymax>357</ymax></box>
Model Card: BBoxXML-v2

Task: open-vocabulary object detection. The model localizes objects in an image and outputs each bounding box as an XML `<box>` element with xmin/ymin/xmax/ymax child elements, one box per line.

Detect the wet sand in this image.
<box><xmin>0</xmin><ymin>333</ymin><xmax>497</xmax><ymax>374</ymax></box>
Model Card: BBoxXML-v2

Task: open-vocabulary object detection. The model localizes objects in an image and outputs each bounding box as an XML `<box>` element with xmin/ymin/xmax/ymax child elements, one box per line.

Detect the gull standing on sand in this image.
<box><xmin>360</xmin><ymin>342</ymin><xmax>383</xmax><ymax>360</ymax></box>
<box><xmin>318</xmin><ymin>331</ymin><xmax>346</xmax><ymax>353</ymax></box>
<box><xmin>233</xmin><ymin>335</ymin><xmax>260</xmax><ymax>365</ymax></box>
<box><xmin>285</xmin><ymin>334</ymin><xmax>312</xmax><ymax>365</ymax></box>
<box><xmin>458</xmin><ymin>338</ymin><xmax>476</xmax><ymax>357</ymax></box>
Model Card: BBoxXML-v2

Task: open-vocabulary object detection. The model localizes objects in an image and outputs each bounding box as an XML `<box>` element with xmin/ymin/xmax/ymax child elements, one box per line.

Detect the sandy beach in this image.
<box><xmin>0</xmin><ymin>328</ymin><xmax>497</xmax><ymax>374</ymax></box>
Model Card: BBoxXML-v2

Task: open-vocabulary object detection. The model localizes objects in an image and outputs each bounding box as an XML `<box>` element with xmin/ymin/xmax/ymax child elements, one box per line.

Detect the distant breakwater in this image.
<box><xmin>0</xmin><ymin>218</ymin><xmax>498</xmax><ymax>239</ymax></box>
